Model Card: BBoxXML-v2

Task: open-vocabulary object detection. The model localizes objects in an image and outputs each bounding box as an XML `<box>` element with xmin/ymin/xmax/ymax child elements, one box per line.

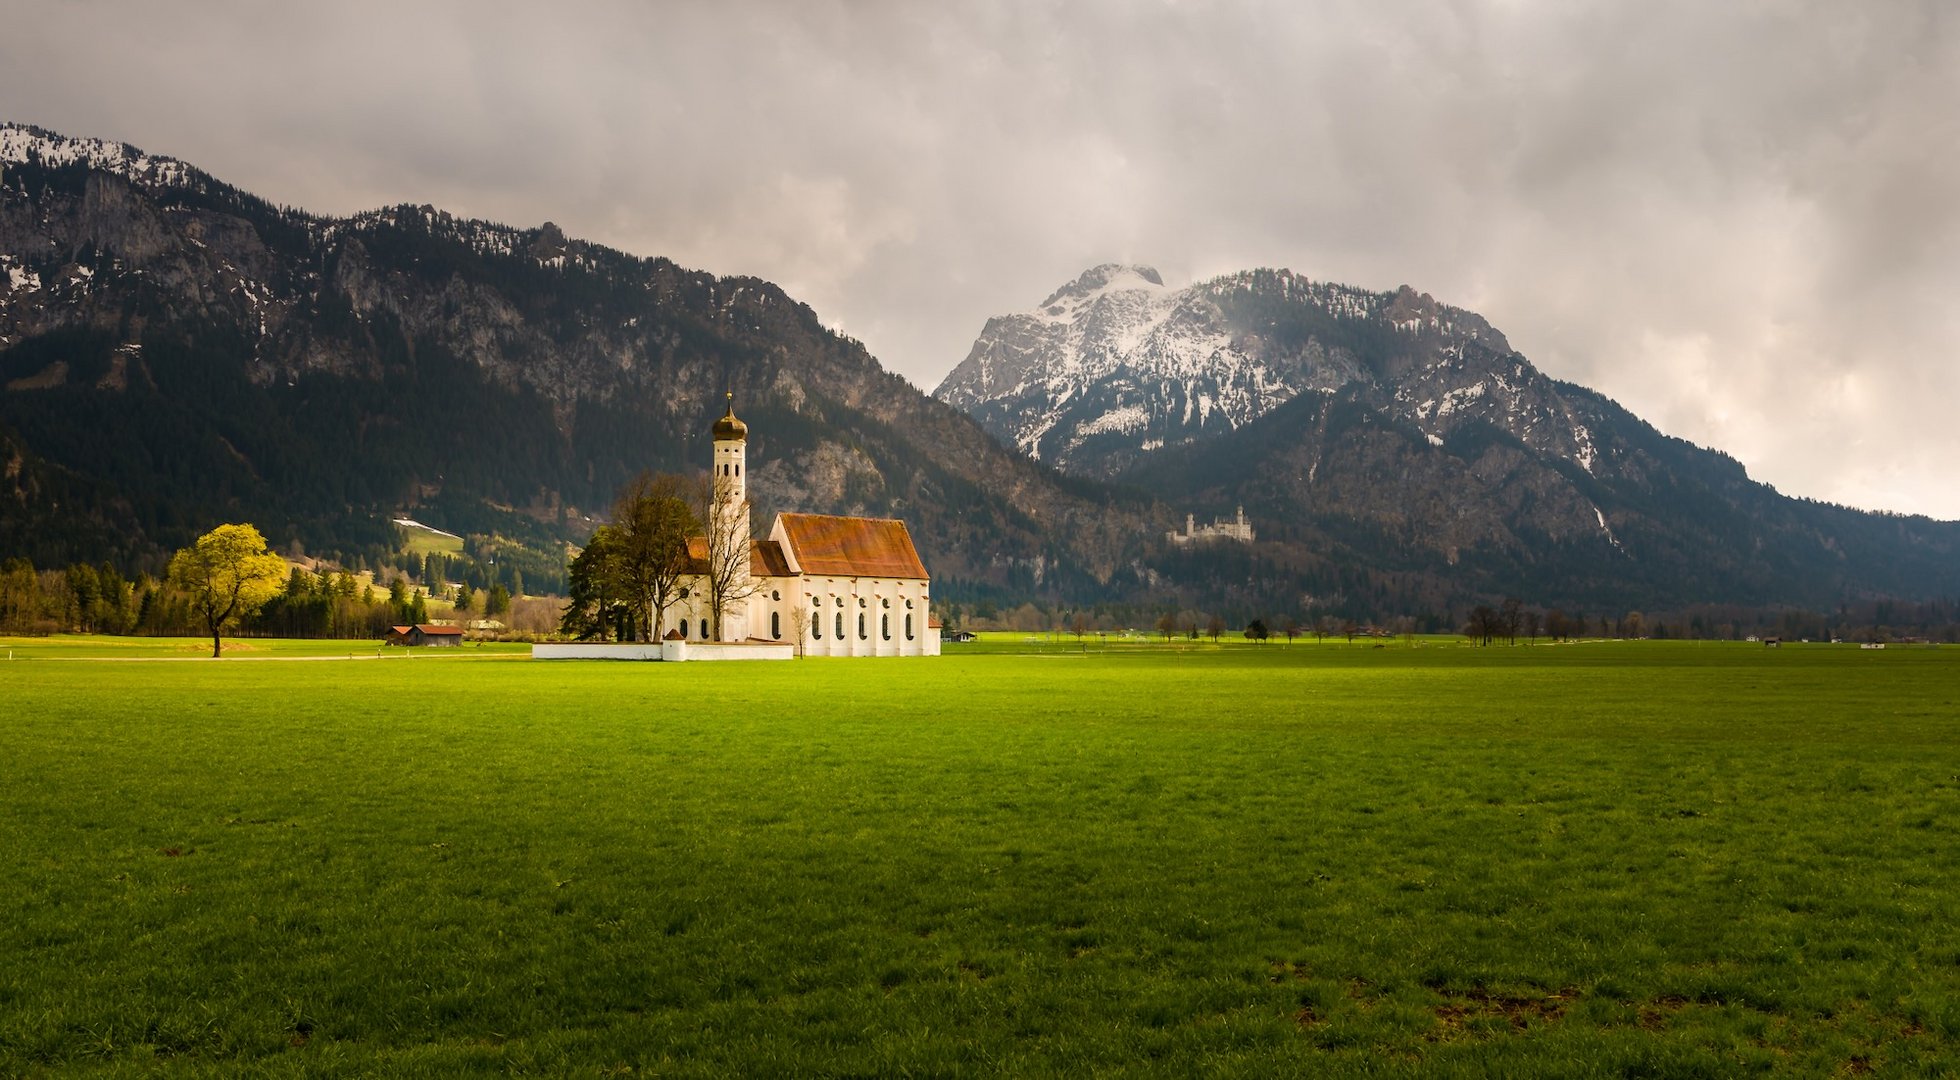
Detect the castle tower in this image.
<box><xmin>708</xmin><ymin>394</ymin><xmax>752</xmax><ymax>640</ymax></box>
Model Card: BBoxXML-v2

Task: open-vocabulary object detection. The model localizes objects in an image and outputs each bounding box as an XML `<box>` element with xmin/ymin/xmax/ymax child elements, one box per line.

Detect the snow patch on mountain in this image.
<box><xmin>2</xmin><ymin>256</ymin><xmax>39</xmax><ymax>293</ymax></box>
<box><xmin>0</xmin><ymin>123</ymin><xmax>198</xmax><ymax>190</ymax></box>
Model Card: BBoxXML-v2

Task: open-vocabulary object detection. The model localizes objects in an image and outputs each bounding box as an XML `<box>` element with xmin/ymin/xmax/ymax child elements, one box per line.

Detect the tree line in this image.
<box><xmin>0</xmin><ymin>528</ymin><xmax>481</xmax><ymax>647</ymax></box>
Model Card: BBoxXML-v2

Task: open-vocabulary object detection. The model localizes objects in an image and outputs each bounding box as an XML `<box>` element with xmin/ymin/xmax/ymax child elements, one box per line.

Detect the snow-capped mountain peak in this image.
<box><xmin>935</xmin><ymin>263</ymin><xmax>1602</xmax><ymax>482</ymax></box>
<box><xmin>937</xmin><ymin>264</ymin><xmax>1395</xmax><ymax>472</ymax></box>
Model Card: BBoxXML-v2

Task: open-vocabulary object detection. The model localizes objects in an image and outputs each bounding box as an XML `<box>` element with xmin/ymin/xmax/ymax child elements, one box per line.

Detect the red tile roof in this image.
<box><xmin>751</xmin><ymin>539</ymin><xmax>794</xmax><ymax>578</ymax></box>
<box><xmin>417</xmin><ymin>624</ymin><xmax>464</xmax><ymax>636</ymax></box>
<box><xmin>777</xmin><ymin>514</ymin><xmax>929</xmax><ymax>580</ymax></box>
<box><xmin>681</xmin><ymin>537</ymin><xmax>799</xmax><ymax>578</ymax></box>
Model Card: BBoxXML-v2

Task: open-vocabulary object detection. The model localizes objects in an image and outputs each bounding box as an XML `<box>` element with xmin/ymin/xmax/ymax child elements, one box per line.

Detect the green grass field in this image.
<box><xmin>2</xmin><ymin>639</ymin><xmax>1955</xmax><ymax>1075</ymax></box>
<box><xmin>395</xmin><ymin>521</ymin><xmax>466</xmax><ymax>558</ymax></box>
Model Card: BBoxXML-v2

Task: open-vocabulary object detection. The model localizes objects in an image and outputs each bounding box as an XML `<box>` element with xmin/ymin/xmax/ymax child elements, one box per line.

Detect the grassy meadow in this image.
<box><xmin>1</xmin><ymin>637</ymin><xmax>1956</xmax><ymax>1075</ymax></box>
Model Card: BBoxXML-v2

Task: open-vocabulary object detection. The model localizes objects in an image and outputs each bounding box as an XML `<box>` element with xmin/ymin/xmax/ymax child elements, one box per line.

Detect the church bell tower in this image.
<box><xmin>711</xmin><ymin>392</ymin><xmax>748</xmax><ymax>507</ymax></box>
<box><xmin>707</xmin><ymin>395</ymin><xmax>752</xmax><ymax>640</ymax></box>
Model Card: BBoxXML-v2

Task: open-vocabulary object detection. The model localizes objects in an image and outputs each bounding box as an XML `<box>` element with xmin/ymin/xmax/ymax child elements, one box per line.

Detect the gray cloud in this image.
<box><xmin>4</xmin><ymin>0</ymin><xmax>1956</xmax><ymax>515</ymax></box>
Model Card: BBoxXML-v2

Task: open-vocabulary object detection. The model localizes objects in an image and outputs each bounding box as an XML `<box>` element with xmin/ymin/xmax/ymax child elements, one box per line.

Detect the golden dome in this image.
<box><xmin>711</xmin><ymin>394</ymin><xmax>747</xmax><ymax>441</ymax></box>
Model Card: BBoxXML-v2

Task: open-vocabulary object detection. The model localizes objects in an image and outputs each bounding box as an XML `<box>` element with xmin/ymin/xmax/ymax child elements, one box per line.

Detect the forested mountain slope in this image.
<box><xmin>0</xmin><ymin>123</ymin><xmax>1155</xmax><ymax>595</ymax></box>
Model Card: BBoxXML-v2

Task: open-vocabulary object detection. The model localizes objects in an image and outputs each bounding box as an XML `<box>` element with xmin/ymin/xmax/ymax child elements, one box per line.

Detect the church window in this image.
<box><xmin>771</xmin><ymin>612</ymin><xmax>780</xmax><ymax>639</ymax></box>
<box><xmin>881</xmin><ymin>614</ymin><xmax>889</xmax><ymax>641</ymax></box>
<box><xmin>678</xmin><ymin>619</ymin><xmax>688</xmax><ymax>638</ymax></box>
<box><xmin>771</xmin><ymin>590</ymin><xmax>780</xmax><ymax>601</ymax></box>
<box><xmin>858</xmin><ymin>613</ymin><xmax>867</xmax><ymax>640</ymax></box>
<box><xmin>905</xmin><ymin>599</ymin><xmax>913</xmax><ymax>609</ymax></box>
<box><xmin>812</xmin><ymin>621</ymin><xmax>821</xmax><ymax>640</ymax></box>
<box><xmin>679</xmin><ymin>587</ymin><xmax>689</xmax><ymax>599</ymax></box>
<box><xmin>881</xmin><ymin>597</ymin><xmax>889</xmax><ymax>608</ymax></box>
<box><xmin>835</xmin><ymin>612</ymin><xmax>844</xmax><ymax>638</ymax></box>
<box><xmin>905</xmin><ymin>614</ymin><xmax>914</xmax><ymax>640</ymax></box>
<box><xmin>735</xmin><ymin>464</ymin><xmax>740</xmax><ymax>477</ymax></box>
<box><xmin>835</xmin><ymin>596</ymin><xmax>843</xmax><ymax>606</ymax></box>
<box><xmin>858</xmin><ymin>597</ymin><xmax>866</xmax><ymax>608</ymax></box>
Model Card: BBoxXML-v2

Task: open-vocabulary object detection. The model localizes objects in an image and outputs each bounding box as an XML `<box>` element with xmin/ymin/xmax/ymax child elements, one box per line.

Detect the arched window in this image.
<box><xmin>678</xmin><ymin>619</ymin><xmax>688</xmax><ymax>639</ymax></box>
<box><xmin>771</xmin><ymin>612</ymin><xmax>780</xmax><ymax>639</ymax></box>
<box><xmin>812</xmin><ymin>619</ymin><xmax>822</xmax><ymax>641</ymax></box>
<box><xmin>905</xmin><ymin>614</ymin><xmax>914</xmax><ymax>640</ymax></box>
<box><xmin>858</xmin><ymin>613</ymin><xmax>867</xmax><ymax>640</ymax></box>
<box><xmin>834</xmin><ymin>611</ymin><xmax>844</xmax><ymax>639</ymax></box>
<box><xmin>881</xmin><ymin>613</ymin><xmax>889</xmax><ymax>641</ymax></box>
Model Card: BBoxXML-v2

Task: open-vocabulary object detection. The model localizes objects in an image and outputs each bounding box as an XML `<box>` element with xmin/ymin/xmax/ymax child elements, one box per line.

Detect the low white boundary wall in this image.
<box><xmin>532</xmin><ymin>643</ymin><xmax>664</xmax><ymax>661</ymax></box>
<box><xmin>531</xmin><ymin>641</ymin><xmax>796</xmax><ymax>662</ymax></box>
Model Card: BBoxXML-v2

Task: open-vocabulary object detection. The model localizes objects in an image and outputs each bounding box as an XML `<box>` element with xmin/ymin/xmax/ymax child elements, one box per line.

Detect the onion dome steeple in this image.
<box><xmin>711</xmin><ymin>393</ymin><xmax>748</xmax><ymax>442</ymax></box>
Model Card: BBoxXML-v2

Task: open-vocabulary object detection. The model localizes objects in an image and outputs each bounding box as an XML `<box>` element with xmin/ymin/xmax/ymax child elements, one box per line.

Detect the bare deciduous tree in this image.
<box><xmin>695</xmin><ymin>470</ymin><xmax>761</xmax><ymax>641</ymax></box>
<box><xmin>788</xmin><ymin>605</ymin><xmax>810</xmax><ymax>658</ymax></box>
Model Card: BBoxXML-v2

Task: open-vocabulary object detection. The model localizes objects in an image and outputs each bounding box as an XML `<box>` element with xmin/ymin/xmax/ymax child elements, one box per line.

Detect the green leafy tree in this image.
<box><xmin>622</xmin><ymin>474</ymin><xmax>697</xmax><ymax>640</ymax></box>
<box><xmin>560</xmin><ymin>526</ymin><xmax>630</xmax><ymax>640</ymax></box>
<box><xmin>454</xmin><ymin>584</ymin><xmax>474</xmax><ymax>614</ymax></box>
<box><xmin>167</xmin><ymin>523</ymin><xmax>286</xmax><ymax>658</ymax></box>
<box><xmin>487</xmin><ymin>584</ymin><xmax>510</xmax><ymax>617</ymax></box>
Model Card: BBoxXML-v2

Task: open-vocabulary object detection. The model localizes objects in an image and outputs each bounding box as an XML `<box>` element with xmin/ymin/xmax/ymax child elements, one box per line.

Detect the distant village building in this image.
<box><xmin>1166</xmin><ymin>506</ymin><xmax>1254</xmax><ymax>545</ymax></box>
<box><xmin>538</xmin><ymin>400</ymin><xmax>941</xmax><ymax>660</ymax></box>
<box><xmin>387</xmin><ymin>624</ymin><xmax>463</xmax><ymax>647</ymax></box>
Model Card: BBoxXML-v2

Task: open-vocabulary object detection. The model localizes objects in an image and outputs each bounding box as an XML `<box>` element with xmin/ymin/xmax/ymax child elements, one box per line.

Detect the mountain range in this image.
<box><xmin>4</xmin><ymin>122</ymin><xmax>1957</xmax><ymax>619</ymax></box>
<box><xmin>935</xmin><ymin>263</ymin><xmax>1960</xmax><ymax>612</ymax></box>
<box><xmin>0</xmin><ymin>123</ymin><xmax>1146</xmax><ymax>600</ymax></box>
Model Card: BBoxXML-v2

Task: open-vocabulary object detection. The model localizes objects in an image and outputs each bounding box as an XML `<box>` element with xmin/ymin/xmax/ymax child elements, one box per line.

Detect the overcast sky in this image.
<box><xmin>5</xmin><ymin>1</ymin><xmax>1956</xmax><ymax>517</ymax></box>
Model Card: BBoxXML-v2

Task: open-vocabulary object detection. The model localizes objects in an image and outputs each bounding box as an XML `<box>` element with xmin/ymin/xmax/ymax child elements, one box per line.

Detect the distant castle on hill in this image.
<box><xmin>1166</xmin><ymin>507</ymin><xmax>1254</xmax><ymax>545</ymax></box>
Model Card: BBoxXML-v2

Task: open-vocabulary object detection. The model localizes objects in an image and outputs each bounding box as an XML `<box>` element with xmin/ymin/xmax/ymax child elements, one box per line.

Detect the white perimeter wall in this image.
<box><xmin>531</xmin><ymin>641</ymin><xmax>794</xmax><ymax>662</ymax></box>
<box><xmin>532</xmin><ymin>643</ymin><xmax>665</xmax><ymax>661</ymax></box>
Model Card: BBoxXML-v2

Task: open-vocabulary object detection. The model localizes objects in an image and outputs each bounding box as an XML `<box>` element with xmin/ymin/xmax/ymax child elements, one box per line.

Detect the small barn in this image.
<box><xmin>386</xmin><ymin>624</ymin><xmax>465</xmax><ymax>647</ymax></box>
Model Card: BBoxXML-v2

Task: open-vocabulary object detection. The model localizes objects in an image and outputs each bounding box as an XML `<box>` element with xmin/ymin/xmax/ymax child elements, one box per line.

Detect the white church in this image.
<box><xmin>537</xmin><ymin>400</ymin><xmax>940</xmax><ymax>661</ymax></box>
